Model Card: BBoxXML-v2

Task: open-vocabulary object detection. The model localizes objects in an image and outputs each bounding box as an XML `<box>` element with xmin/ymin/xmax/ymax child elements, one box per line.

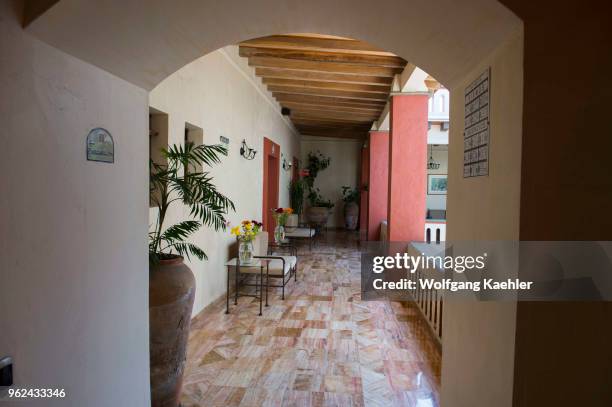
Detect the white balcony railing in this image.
<box><xmin>425</xmin><ymin>221</ymin><xmax>446</xmax><ymax>243</ymax></box>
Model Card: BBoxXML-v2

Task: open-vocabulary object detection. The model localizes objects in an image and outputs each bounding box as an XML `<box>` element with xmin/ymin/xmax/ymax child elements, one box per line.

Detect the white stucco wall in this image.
<box><xmin>441</xmin><ymin>27</ymin><xmax>524</xmax><ymax>407</ymax></box>
<box><xmin>149</xmin><ymin>46</ymin><xmax>300</xmax><ymax>316</ymax></box>
<box><xmin>0</xmin><ymin>2</ymin><xmax>150</xmax><ymax>406</ymax></box>
<box><xmin>300</xmin><ymin>137</ymin><xmax>362</xmax><ymax>228</ymax></box>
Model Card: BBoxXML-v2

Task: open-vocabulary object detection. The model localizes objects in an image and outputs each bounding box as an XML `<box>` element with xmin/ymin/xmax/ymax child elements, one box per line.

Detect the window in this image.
<box><xmin>184</xmin><ymin>122</ymin><xmax>204</xmax><ymax>177</ymax></box>
<box><xmin>149</xmin><ymin>107</ymin><xmax>169</xmax><ymax>167</ymax></box>
<box><xmin>149</xmin><ymin>107</ymin><xmax>169</xmax><ymax>208</ymax></box>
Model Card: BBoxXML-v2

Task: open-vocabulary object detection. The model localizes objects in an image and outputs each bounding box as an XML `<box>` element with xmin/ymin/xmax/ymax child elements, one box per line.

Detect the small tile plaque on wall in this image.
<box><xmin>86</xmin><ymin>128</ymin><xmax>114</xmax><ymax>163</ymax></box>
<box><xmin>463</xmin><ymin>68</ymin><xmax>490</xmax><ymax>177</ymax></box>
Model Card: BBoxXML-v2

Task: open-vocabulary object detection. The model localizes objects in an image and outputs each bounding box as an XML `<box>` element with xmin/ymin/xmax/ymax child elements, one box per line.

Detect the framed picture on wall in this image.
<box><xmin>427</xmin><ymin>174</ymin><xmax>448</xmax><ymax>195</ymax></box>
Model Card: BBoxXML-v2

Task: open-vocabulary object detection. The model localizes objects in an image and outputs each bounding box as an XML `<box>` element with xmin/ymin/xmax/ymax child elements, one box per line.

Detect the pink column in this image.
<box><xmin>359</xmin><ymin>144</ymin><xmax>369</xmax><ymax>242</ymax></box>
<box><xmin>368</xmin><ymin>130</ymin><xmax>389</xmax><ymax>240</ymax></box>
<box><xmin>387</xmin><ymin>94</ymin><xmax>428</xmax><ymax>242</ymax></box>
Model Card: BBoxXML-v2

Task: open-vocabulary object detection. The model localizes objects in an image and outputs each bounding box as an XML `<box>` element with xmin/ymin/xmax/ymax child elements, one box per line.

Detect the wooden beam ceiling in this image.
<box><xmin>240</xmin><ymin>35</ymin><xmax>396</xmax><ymax>56</ymax></box>
<box><xmin>248</xmin><ymin>57</ymin><xmax>402</xmax><ymax>77</ymax></box>
<box><xmin>281</xmin><ymin>102</ymin><xmax>382</xmax><ymax>114</ymax></box>
<box><xmin>255</xmin><ymin>68</ymin><xmax>394</xmax><ymax>86</ymax></box>
<box><xmin>239</xmin><ymin>47</ymin><xmax>405</xmax><ymax>68</ymax></box>
<box><xmin>270</xmin><ymin>86</ymin><xmax>388</xmax><ymax>101</ymax></box>
<box><xmin>273</xmin><ymin>93</ymin><xmax>386</xmax><ymax>108</ymax></box>
<box><xmin>262</xmin><ymin>78</ymin><xmax>390</xmax><ymax>93</ymax></box>
<box><xmin>239</xmin><ymin>34</ymin><xmax>408</xmax><ymax>139</ymax></box>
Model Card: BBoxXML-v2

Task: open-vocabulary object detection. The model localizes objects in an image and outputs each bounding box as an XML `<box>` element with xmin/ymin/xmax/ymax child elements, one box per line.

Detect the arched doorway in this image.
<box><xmin>13</xmin><ymin>1</ymin><xmax>531</xmax><ymax>406</ymax></box>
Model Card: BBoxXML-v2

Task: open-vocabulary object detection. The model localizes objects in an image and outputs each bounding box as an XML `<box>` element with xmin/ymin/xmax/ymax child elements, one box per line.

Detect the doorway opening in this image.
<box><xmin>262</xmin><ymin>137</ymin><xmax>280</xmax><ymax>238</ymax></box>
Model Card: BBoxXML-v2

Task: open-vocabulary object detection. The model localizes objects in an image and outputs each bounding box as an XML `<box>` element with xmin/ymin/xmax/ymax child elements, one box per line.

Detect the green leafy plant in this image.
<box><xmin>341</xmin><ymin>186</ymin><xmax>360</xmax><ymax>204</ymax></box>
<box><xmin>149</xmin><ymin>143</ymin><xmax>235</xmax><ymax>263</ymax></box>
<box><xmin>289</xmin><ymin>179</ymin><xmax>305</xmax><ymax>215</ymax></box>
<box><xmin>307</xmin><ymin>187</ymin><xmax>335</xmax><ymax>209</ymax></box>
<box><xmin>304</xmin><ymin>151</ymin><xmax>331</xmax><ymax>189</ymax></box>
<box><xmin>302</xmin><ymin>151</ymin><xmax>334</xmax><ymax>208</ymax></box>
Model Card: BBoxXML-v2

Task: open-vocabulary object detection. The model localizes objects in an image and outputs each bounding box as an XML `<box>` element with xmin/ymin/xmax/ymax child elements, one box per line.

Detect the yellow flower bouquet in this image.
<box><xmin>230</xmin><ymin>220</ymin><xmax>263</xmax><ymax>242</ymax></box>
<box><xmin>231</xmin><ymin>220</ymin><xmax>263</xmax><ymax>264</ymax></box>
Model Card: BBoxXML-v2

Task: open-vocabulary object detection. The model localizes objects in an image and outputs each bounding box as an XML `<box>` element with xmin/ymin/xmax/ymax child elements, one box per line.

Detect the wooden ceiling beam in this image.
<box><xmin>281</xmin><ymin>102</ymin><xmax>382</xmax><ymax>114</ymax></box>
<box><xmin>292</xmin><ymin>120</ymin><xmax>373</xmax><ymax>129</ymax></box>
<box><xmin>295</xmin><ymin>125</ymin><xmax>372</xmax><ymax>134</ymax></box>
<box><xmin>239</xmin><ymin>47</ymin><xmax>406</xmax><ymax>68</ymax></box>
<box><xmin>297</xmin><ymin>129</ymin><xmax>368</xmax><ymax>139</ymax></box>
<box><xmin>240</xmin><ymin>35</ymin><xmax>395</xmax><ymax>56</ymax></box>
<box><xmin>274</xmin><ymin>93</ymin><xmax>386</xmax><ymax>108</ymax></box>
<box><xmin>248</xmin><ymin>56</ymin><xmax>402</xmax><ymax>77</ymax></box>
<box><xmin>291</xmin><ymin>113</ymin><xmax>375</xmax><ymax>124</ymax></box>
<box><xmin>269</xmin><ymin>86</ymin><xmax>388</xmax><ymax>101</ymax></box>
<box><xmin>298</xmin><ymin>126</ymin><xmax>367</xmax><ymax>135</ymax></box>
<box><xmin>255</xmin><ymin>68</ymin><xmax>393</xmax><ymax>86</ymax></box>
<box><xmin>292</xmin><ymin>115</ymin><xmax>373</xmax><ymax>124</ymax></box>
<box><xmin>290</xmin><ymin>107</ymin><xmax>378</xmax><ymax>120</ymax></box>
<box><xmin>262</xmin><ymin>78</ymin><xmax>389</xmax><ymax>93</ymax></box>
<box><xmin>291</xmin><ymin>107</ymin><xmax>378</xmax><ymax>118</ymax></box>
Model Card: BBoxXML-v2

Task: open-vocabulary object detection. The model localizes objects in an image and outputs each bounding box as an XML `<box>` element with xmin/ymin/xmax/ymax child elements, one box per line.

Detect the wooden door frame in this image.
<box><xmin>262</xmin><ymin>137</ymin><xmax>280</xmax><ymax>237</ymax></box>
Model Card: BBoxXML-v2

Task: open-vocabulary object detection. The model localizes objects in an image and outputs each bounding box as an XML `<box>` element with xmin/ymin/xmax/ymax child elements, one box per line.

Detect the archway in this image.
<box><xmin>9</xmin><ymin>1</ymin><xmax>528</xmax><ymax>406</ymax></box>
<box><xmin>24</xmin><ymin>0</ymin><xmax>521</xmax><ymax>91</ymax></box>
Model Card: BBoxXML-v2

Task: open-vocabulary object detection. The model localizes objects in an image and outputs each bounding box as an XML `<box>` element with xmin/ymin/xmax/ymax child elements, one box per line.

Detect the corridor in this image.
<box><xmin>180</xmin><ymin>231</ymin><xmax>441</xmax><ymax>406</ymax></box>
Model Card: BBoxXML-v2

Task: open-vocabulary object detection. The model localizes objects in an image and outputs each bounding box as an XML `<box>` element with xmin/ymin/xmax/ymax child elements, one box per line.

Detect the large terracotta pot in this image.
<box><xmin>344</xmin><ymin>202</ymin><xmax>359</xmax><ymax>230</ymax></box>
<box><xmin>149</xmin><ymin>256</ymin><xmax>195</xmax><ymax>407</ymax></box>
<box><xmin>306</xmin><ymin>206</ymin><xmax>331</xmax><ymax>226</ymax></box>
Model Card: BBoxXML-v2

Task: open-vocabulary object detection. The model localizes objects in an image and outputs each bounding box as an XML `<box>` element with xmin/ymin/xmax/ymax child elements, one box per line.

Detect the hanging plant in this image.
<box><xmin>304</xmin><ymin>151</ymin><xmax>331</xmax><ymax>189</ymax></box>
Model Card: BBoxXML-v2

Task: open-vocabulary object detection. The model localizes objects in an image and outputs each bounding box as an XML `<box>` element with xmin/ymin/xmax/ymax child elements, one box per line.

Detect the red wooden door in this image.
<box><xmin>262</xmin><ymin>138</ymin><xmax>280</xmax><ymax>238</ymax></box>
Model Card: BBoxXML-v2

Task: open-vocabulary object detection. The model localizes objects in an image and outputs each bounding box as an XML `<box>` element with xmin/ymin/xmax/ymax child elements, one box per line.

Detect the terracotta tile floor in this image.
<box><xmin>181</xmin><ymin>231</ymin><xmax>441</xmax><ymax>407</ymax></box>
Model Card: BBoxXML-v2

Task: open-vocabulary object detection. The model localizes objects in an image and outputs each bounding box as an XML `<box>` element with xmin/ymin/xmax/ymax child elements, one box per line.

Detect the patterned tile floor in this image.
<box><xmin>181</xmin><ymin>231</ymin><xmax>441</xmax><ymax>407</ymax></box>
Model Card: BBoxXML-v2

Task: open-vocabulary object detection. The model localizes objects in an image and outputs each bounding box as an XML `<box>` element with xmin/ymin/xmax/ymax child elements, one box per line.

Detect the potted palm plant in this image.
<box><xmin>149</xmin><ymin>143</ymin><xmax>234</xmax><ymax>407</ymax></box>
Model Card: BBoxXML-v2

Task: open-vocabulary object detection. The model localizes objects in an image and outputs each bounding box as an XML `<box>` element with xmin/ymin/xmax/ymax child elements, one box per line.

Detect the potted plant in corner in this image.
<box><xmin>306</xmin><ymin>187</ymin><xmax>335</xmax><ymax>227</ymax></box>
<box><xmin>341</xmin><ymin>186</ymin><xmax>360</xmax><ymax>230</ymax></box>
<box><xmin>149</xmin><ymin>143</ymin><xmax>234</xmax><ymax>407</ymax></box>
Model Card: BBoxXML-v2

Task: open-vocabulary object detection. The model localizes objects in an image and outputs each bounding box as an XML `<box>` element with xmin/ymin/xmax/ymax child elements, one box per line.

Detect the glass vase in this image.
<box><xmin>239</xmin><ymin>240</ymin><xmax>254</xmax><ymax>264</ymax></box>
<box><xmin>274</xmin><ymin>224</ymin><xmax>285</xmax><ymax>244</ymax></box>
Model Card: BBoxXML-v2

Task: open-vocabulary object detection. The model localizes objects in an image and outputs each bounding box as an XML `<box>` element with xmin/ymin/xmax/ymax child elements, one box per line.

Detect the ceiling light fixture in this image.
<box><xmin>427</xmin><ymin>145</ymin><xmax>440</xmax><ymax>170</ymax></box>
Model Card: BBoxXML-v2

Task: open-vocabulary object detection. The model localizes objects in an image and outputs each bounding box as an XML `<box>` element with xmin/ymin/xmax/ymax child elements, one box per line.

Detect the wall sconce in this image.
<box><xmin>282</xmin><ymin>154</ymin><xmax>292</xmax><ymax>171</ymax></box>
<box><xmin>240</xmin><ymin>139</ymin><xmax>257</xmax><ymax>160</ymax></box>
